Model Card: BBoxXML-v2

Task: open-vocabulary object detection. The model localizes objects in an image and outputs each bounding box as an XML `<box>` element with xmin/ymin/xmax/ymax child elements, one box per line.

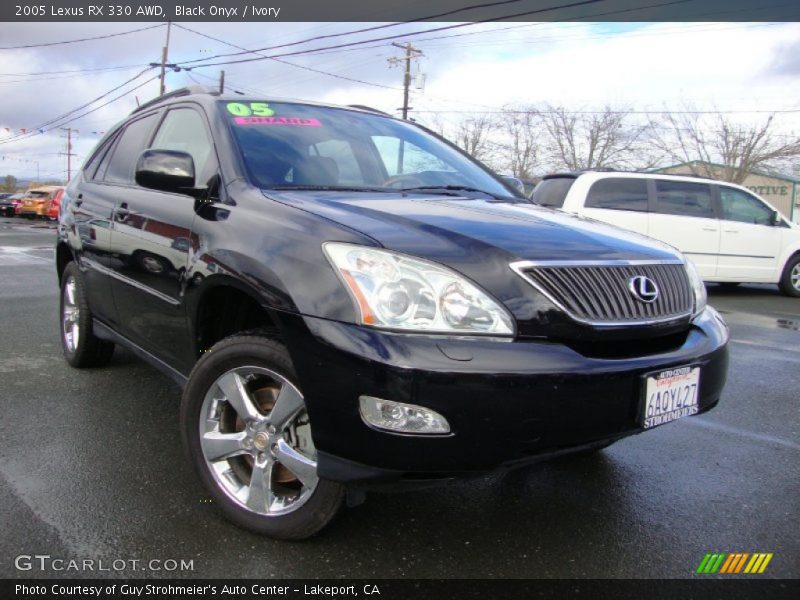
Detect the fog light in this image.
<box><xmin>359</xmin><ymin>396</ymin><xmax>450</xmax><ymax>434</ymax></box>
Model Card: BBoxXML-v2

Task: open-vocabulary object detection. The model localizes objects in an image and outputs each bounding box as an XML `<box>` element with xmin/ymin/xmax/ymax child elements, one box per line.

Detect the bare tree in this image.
<box><xmin>539</xmin><ymin>105</ymin><xmax>650</xmax><ymax>171</ymax></box>
<box><xmin>453</xmin><ymin>114</ymin><xmax>498</xmax><ymax>164</ymax></box>
<box><xmin>495</xmin><ymin>107</ymin><xmax>540</xmax><ymax>179</ymax></box>
<box><xmin>648</xmin><ymin>109</ymin><xmax>800</xmax><ymax>183</ymax></box>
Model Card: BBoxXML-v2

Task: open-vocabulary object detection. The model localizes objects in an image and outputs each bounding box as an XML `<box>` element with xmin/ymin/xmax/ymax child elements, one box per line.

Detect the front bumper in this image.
<box><xmin>280</xmin><ymin>307</ymin><xmax>729</xmax><ymax>485</ymax></box>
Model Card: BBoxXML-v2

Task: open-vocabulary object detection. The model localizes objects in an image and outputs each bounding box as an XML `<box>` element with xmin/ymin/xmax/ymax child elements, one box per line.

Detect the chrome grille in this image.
<box><xmin>513</xmin><ymin>261</ymin><xmax>694</xmax><ymax>325</ymax></box>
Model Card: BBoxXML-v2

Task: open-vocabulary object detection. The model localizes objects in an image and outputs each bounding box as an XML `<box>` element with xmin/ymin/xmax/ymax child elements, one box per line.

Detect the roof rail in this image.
<box><xmin>347</xmin><ymin>104</ymin><xmax>390</xmax><ymax>116</ymax></box>
<box><xmin>132</xmin><ymin>85</ymin><xmax>219</xmax><ymax>114</ymax></box>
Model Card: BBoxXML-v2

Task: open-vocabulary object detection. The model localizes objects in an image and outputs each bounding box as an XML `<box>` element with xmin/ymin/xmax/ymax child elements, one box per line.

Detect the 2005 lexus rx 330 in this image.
<box><xmin>55</xmin><ymin>87</ymin><xmax>729</xmax><ymax>539</ymax></box>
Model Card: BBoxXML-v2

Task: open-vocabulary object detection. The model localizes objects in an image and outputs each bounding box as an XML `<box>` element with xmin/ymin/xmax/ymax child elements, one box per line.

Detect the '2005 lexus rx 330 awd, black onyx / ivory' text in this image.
<box><xmin>55</xmin><ymin>87</ymin><xmax>729</xmax><ymax>539</ymax></box>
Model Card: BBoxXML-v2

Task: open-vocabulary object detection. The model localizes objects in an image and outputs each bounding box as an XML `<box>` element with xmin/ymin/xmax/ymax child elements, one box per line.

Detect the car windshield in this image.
<box><xmin>222</xmin><ymin>101</ymin><xmax>513</xmax><ymax>198</ymax></box>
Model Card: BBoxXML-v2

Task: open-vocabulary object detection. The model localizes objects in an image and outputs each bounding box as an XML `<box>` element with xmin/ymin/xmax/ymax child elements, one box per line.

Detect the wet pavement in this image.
<box><xmin>0</xmin><ymin>216</ymin><xmax>798</xmax><ymax>579</ymax></box>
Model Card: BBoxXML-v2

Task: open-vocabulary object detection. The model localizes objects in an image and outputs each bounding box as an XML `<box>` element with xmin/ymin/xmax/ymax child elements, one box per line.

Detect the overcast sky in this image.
<box><xmin>1</xmin><ymin>19</ymin><xmax>799</xmax><ymax>181</ymax></box>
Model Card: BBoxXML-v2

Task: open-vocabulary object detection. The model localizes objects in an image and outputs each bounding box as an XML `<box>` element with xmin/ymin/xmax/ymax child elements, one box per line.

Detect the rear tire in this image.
<box><xmin>60</xmin><ymin>262</ymin><xmax>115</xmax><ymax>367</ymax></box>
<box><xmin>779</xmin><ymin>255</ymin><xmax>800</xmax><ymax>297</ymax></box>
<box><xmin>181</xmin><ymin>334</ymin><xmax>344</xmax><ymax>540</ymax></box>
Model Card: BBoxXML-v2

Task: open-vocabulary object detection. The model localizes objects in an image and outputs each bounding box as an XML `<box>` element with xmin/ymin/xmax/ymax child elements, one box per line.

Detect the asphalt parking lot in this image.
<box><xmin>0</xmin><ymin>215</ymin><xmax>798</xmax><ymax>579</ymax></box>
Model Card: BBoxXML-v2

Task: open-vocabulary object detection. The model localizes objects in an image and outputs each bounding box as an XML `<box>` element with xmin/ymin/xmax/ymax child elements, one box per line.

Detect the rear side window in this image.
<box><xmin>719</xmin><ymin>187</ymin><xmax>773</xmax><ymax>225</ymax></box>
<box><xmin>653</xmin><ymin>180</ymin><xmax>714</xmax><ymax>218</ymax></box>
<box><xmin>103</xmin><ymin>113</ymin><xmax>159</xmax><ymax>184</ymax></box>
<box><xmin>585</xmin><ymin>178</ymin><xmax>648</xmax><ymax>212</ymax></box>
<box><xmin>83</xmin><ymin>132</ymin><xmax>119</xmax><ymax>181</ymax></box>
<box><xmin>532</xmin><ymin>178</ymin><xmax>575</xmax><ymax>208</ymax></box>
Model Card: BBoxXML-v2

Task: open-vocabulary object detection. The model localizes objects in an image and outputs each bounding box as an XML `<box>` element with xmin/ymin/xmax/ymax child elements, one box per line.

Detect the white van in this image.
<box><xmin>532</xmin><ymin>171</ymin><xmax>800</xmax><ymax>297</ymax></box>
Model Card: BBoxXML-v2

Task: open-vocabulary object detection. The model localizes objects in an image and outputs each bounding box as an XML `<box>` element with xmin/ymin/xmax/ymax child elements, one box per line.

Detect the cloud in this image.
<box><xmin>1</xmin><ymin>20</ymin><xmax>798</xmax><ymax>182</ymax></box>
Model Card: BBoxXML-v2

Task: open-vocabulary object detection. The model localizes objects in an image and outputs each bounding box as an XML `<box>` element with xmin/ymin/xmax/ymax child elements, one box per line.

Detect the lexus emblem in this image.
<box><xmin>628</xmin><ymin>275</ymin><xmax>659</xmax><ymax>303</ymax></box>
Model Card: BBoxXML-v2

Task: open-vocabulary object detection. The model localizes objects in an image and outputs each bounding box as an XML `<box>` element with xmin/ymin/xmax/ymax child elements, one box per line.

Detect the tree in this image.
<box><xmin>1</xmin><ymin>174</ymin><xmax>18</xmax><ymax>192</ymax></box>
<box><xmin>496</xmin><ymin>107</ymin><xmax>540</xmax><ymax>179</ymax></box>
<box><xmin>648</xmin><ymin>109</ymin><xmax>800</xmax><ymax>183</ymax></box>
<box><xmin>538</xmin><ymin>105</ymin><xmax>651</xmax><ymax>171</ymax></box>
<box><xmin>453</xmin><ymin>114</ymin><xmax>498</xmax><ymax>164</ymax></box>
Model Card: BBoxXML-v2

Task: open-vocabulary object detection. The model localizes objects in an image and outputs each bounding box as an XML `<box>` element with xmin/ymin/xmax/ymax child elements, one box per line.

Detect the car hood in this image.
<box><xmin>264</xmin><ymin>190</ymin><xmax>681</xmax><ymax>264</ymax></box>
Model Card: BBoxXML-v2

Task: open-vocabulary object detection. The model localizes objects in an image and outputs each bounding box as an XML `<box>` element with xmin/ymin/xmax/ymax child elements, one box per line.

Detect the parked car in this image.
<box><xmin>19</xmin><ymin>185</ymin><xmax>64</xmax><ymax>219</ymax></box>
<box><xmin>0</xmin><ymin>193</ymin><xmax>19</xmax><ymax>217</ymax></box>
<box><xmin>48</xmin><ymin>187</ymin><xmax>66</xmax><ymax>220</ymax></box>
<box><xmin>56</xmin><ymin>87</ymin><xmax>729</xmax><ymax>539</ymax></box>
<box><xmin>532</xmin><ymin>171</ymin><xmax>800</xmax><ymax>297</ymax></box>
<box><xmin>14</xmin><ymin>193</ymin><xmax>25</xmax><ymax>216</ymax></box>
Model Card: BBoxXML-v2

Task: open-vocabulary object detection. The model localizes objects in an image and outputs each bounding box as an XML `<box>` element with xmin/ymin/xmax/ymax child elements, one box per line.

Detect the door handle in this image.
<box><xmin>701</xmin><ymin>226</ymin><xmax>717</xmax><ymax>232</ymax></box>
<box><xmin>723</xmin><ymin>229</ymin><xmax>739</xmax><ymax>233</ymax></box>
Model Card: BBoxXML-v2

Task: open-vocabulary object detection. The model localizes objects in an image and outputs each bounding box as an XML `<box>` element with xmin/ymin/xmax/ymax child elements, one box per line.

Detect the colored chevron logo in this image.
<box><xmin>696</xmin><ymin>552</ymin><xmax>773</xmax><ymax>574</ymax></box>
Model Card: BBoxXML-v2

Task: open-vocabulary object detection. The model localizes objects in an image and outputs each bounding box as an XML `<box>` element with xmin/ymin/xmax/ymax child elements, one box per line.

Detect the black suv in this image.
<box><xmin>56</xmin><ymin>87</ymin><xmax>729</xmax><ymax>539</ymax></box>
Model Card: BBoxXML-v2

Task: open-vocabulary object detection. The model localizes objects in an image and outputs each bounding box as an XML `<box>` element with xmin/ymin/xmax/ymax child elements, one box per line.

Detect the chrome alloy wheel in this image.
<box><xmin>62</xmin><ymin>275</ymin><xmax>80</xmax><ymax>353</ymax></box>
<box><xmin>792</xmin><ymin>263</ymin><xmax>800</xmax><ymax>292</ymax></box>
<box><xmin>199</xmin><ymin>366</ymin><xmax>318</xmax><ymax>517</ymax></box>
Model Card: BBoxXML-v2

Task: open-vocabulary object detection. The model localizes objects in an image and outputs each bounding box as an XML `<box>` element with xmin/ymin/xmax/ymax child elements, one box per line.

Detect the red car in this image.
<box><xmin>48</xmin><ymin>188</ymin><xmax>65</xmax><ymax>220</ymax></box>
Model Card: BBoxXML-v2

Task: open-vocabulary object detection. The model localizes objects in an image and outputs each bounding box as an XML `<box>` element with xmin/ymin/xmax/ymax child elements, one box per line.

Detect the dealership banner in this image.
<box><xmin>3</xmin><ymin>0</ymin><xmax>800</xmax><ymax>22</ymax></box>
<box><xmin>4</xmin><ymin>579</ymin><xmax>800</xmax><ymax>600</ymax></box>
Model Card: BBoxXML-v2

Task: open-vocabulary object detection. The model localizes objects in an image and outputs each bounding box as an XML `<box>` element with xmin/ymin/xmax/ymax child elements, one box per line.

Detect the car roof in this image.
<box><xmin>130</xmin><ymin>85</ymin><xmax>393</xmax><ymax>119</ymax></box>
<box><xmin>541</xmin><ymin>169</ymin><xmax>764</xmax><ymax>197</ymax></box>
<box><xmin>542</xmin><ymin>169</ymin><xmax>717</xmax><ymax>182</ymax></box>
<box><xmin>27</xmin><ymin>185</ymin><xmax>64</xmax><ymax>192</ymax></box>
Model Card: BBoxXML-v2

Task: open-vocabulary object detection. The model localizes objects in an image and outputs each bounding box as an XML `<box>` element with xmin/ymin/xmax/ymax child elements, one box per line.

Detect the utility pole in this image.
<box><xmin>219</xmin><ymin>70</ymin><xmax>225</xmax><ymax>94</ymax></box>
<box><xmin>388</xmin><ymin>42</ymin><xmax>423</xmax><ymax>120</ymax></box>
<box><xmin>159</xmin><ymin>21</ymin><xmax>172</xmax><ymax>96</ymax></box>
<box><xmin>60</xmin><ymin>128</ymin><xmax>77</xmax><ymax>182</ymax></box>
<box><xmin>388</xmin><ymin>43</ymin><xmax>423</xmax><ymax>175</ymax></box>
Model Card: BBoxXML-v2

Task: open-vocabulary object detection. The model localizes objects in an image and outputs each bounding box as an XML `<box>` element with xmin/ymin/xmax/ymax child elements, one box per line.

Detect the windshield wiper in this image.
<box><xmin>398</xmin><ymin>185</ymin><xmax>518</xmax><ymax>200</ymax></box>
<box><xmin>265</xmin><ymin>184</ymin><xmax>394</xmax><ymax>193</ymax></box>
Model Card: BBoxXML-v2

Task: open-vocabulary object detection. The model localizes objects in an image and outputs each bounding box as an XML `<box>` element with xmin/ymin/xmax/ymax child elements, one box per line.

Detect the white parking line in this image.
<box><xmin>0</xmin><ymin>246</ymin><xmax>51</xmax><ymax>265</ymax></box>
<box><xmin>685</xmin><ymin>417</ymin><xmax>800</xmax><ymax>451</ymax></box>
<box><xmin>731</xmin><ymin>338</ymin><xmax>800</xmax><ymax>354</ymax></box>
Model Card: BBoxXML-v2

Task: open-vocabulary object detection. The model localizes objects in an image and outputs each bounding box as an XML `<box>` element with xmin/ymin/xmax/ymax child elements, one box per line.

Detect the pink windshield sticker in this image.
<box><xmin>233</xmin><ymin>116</ymin><xmax>322</xmax><ymax>127</ymax></box>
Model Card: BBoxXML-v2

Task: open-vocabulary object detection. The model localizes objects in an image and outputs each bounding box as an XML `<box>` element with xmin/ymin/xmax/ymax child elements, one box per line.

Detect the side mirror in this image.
<box><xmin>770</xmin><ymin>210</ymin><xmax>782</xmax><ymax>226</ymax></box>
<box><xmin>501</xmin><ymin>175</ymin><xmax>525</xmax><ymax>195</ymax></box>
<box><xmin>135</xmin><ymin>149</ymin><xmax>195</xmax><ymax>194</ymax></box>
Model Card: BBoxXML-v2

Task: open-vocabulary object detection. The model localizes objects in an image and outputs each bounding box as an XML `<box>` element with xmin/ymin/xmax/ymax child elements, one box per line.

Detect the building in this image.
<box><xmin>652</xmin><ymin>161</ymin><xmax>799</xmax><ymax>222</ymax></box>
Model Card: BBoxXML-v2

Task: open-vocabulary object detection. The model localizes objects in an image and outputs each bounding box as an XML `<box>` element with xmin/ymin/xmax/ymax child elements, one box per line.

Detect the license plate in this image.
<box><xmin>641</xmin><ymin>365</ymin><xmax>700</xmax><ymax>429</ymax></box>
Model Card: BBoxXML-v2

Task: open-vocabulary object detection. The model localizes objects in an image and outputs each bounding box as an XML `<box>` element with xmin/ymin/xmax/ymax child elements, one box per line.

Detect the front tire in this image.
<box><xmin>60</xmin><ymin>262</ymin><xmax>115</xmax><ymax>367</ymax></box>
<box><xmin>181</xmin><ymin>335</ymin><xmax>344</xmax><ymax>540</ymax></box>
<box><xmin>779</xmin><ymin>255</ymin><xmax>800</xmax><ymax>297</ymax></box>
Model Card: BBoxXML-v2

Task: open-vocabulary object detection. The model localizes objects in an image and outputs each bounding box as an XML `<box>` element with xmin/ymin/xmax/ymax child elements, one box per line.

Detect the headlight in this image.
<box><xmin>684</xmin><ymin>258</ymin><xmax>707</xmax><ymax>317</ymax></box>
<box><xmin>323</xmin><ymin>242</ymin><xmax>514</xmax><ymax>335</ymax></box>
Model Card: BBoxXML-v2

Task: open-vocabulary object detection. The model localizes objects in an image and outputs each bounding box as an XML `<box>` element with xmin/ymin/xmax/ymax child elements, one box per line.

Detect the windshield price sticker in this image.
<box><xmin>233</xmin><ymin>117</ymin><xmax>322</xmax><ymax>127</ymax></box>
<box><xmin>226</xmin><ymin>102</ymin><xmax>276</xmax><ymax>117</ymax></box>
<box><xmin>226</xmin><ymin>102</ymin><xmax>322</xmax><ymax>126</ymax></box>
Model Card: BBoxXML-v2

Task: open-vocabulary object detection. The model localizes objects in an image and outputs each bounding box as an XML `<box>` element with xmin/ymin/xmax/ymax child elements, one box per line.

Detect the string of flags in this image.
<box><xmin>1</xmin><ymin>128</ymin><xmax>105</xmax><ymax>136</ymax></box>
<box><xmin>1</xmin><ymin>155</ymin><xmax>41</xmax><ymax>164</ymax></box>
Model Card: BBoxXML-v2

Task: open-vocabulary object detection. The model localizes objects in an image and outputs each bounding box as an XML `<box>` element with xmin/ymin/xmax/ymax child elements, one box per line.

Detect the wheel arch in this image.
<box><xmin>190</xmin><ymin>275</ymin><xmax>284</xmax><ymax>359</ymax></box>
<box><xmin>55</xmin><ymin>241</ymin><xmax>73</xmax><ymax>285</ymax></box>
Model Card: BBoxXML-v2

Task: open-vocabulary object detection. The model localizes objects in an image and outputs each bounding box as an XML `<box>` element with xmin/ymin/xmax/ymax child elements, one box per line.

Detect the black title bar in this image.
<box><xmin>3</xmin><ymin>0</ymin><xmax>800</xmax><ymax>22</ymax></box>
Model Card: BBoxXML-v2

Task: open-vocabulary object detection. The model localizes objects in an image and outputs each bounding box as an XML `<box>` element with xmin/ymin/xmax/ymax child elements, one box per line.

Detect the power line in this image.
<box><xmin>177</xmin><ymin>0</ymin><xmax>530</xmax><ymax>67</ymax></box>
<box><xmin>174</xmin><ymin>24</ymin><xmax>401</xmax><ymax>92</ymax></box>
<box><xmin>0</xmin><ymin>23</ymin><xmax>164</xmax><ymax>50</ymax></box>
<box><xmin>177</xmin><ymin>0</ymin><xmax>607</xmax><ymax>69</ymax></box>
<box><xmin>0</xmin><ymin>64</ymin><xmax>146</xmax><ymax>78</ymax></box>
<box><xmin>0</xmin><ymin>75</ymin><xmax>159</xmax><ymax>148</ymax></box>
<box><xmin>411</xmin><ymin>108</ymin><xmax>800</xmax><ymax>115</ymax></box>
<box><xmin>0</xmin><ymin>68</ymin><xmax>156</xmax><ymax>146</ymax></box>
